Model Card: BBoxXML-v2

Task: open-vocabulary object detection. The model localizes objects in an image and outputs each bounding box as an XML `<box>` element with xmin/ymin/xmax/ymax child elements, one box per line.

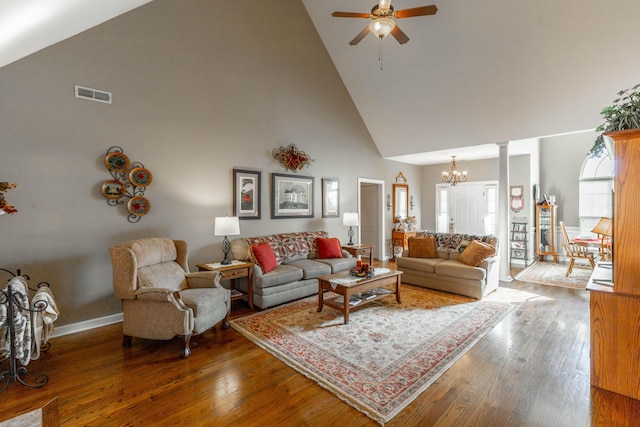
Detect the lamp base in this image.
<box><xmin>347</xmin><ymin>226</ymin><xmax>354</xmax><ymax>245</ymax></box>
<box><xmin>221</xmin><ymin>236</ymin><xmax>232</xmax><ymax>265</ymax></box>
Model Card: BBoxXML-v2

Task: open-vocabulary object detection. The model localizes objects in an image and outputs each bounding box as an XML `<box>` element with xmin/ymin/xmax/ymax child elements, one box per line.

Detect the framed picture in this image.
<box><xmin>271</xmin><ymin>173</ymin><xmax>314</xmax><ymax>219</ymax></box>
<box><xmin>322</xmin><ymin>178</ymin><xmax>340</xmax><ymax>218</ymax></box>
<box><xmin>510</xmin><ymin>185</ymin><xmax>524</xmax><ymax>213</ymax></box>
<box><xmin>233</xmin><ymin>169</ymin><xmax>261</xmax><ymax>220</ymax></box>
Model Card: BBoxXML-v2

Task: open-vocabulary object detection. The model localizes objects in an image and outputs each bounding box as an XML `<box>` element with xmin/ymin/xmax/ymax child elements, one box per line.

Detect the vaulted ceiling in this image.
<box><xmin>2</xmin><ymin>0</ymin><xmax>640</xmax><ymax>165</ymax></box>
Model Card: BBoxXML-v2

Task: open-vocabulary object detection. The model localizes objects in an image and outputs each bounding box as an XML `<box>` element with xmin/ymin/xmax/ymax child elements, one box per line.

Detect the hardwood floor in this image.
<box><xmin>2</xmin><ymin>262</ymin><xmax>639</xmax><ymax>426</ymax></box>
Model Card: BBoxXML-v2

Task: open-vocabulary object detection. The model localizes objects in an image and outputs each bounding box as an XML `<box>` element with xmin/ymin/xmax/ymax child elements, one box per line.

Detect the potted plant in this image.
<box><xmin>590</xmin><ymin>83</ymin><xmax>640</xmax><ymax>158</ymax></box>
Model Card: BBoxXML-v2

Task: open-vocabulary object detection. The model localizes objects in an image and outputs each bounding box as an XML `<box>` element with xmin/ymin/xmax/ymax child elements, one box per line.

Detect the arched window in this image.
<box><xmin>579</xmin><ymin>153</ymin><xmax>614</xmax><ymax>235</ymax></box>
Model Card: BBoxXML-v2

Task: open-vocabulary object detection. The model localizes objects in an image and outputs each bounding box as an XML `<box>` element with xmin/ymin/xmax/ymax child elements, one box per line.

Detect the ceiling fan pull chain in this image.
<box><xmin>379</xmin><ymin>37</ymin><xmax>383</xmax><ymax>70</ymax></box>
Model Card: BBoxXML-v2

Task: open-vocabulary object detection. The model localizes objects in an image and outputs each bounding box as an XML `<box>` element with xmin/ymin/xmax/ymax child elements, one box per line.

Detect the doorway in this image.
<box><xmin>358</xmin><ymin>178</ymin><xmax>386</xmax><ymax>261</ymax></box>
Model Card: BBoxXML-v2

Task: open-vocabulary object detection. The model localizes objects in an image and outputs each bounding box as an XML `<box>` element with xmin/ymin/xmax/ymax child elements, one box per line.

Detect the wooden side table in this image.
<box><xmin>196</xmin><ymin>261</ymin><xmax>254</xmax><ymax>309</ymax></box>
<box><xmin>341</xmin><ymin>244</ymin><xmax>373</xmax><ymax>265</ymax></box>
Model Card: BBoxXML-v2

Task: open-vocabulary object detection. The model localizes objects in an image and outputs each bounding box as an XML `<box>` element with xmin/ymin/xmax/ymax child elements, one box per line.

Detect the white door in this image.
<box><xmin>436</xmin><ymin>182</ymin><xmax>498</xmax><ymax>235</ymax></box>
<box><xmin>358</xmin><ymin>178</ymin><xmax>386</xmax><ymax>261</ymax></box>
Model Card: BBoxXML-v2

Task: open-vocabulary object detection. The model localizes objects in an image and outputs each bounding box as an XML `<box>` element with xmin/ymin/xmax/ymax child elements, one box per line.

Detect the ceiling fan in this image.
<box><xmin>332</xmin><ymin>0</ymin><xmax>437</xmax><ymax>46</ymax></box>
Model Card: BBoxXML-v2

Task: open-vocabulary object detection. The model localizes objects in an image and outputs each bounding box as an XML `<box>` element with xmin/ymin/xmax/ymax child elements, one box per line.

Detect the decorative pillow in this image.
<box><xmin>408</xmin><ymin>236</ymin><xmax>437</xmax><ymax>258</ymax></box>
<box><xmin>316</xmin><ymin>237</ymin><xmax>343</xmax><ymax>259</ymax></box>
<box><xmin>250</xmin><ymin>242</ymin><xmax>278</xmax><ymax>273</ymax></box>
<box><xmin>457</xmin><ymin>240</ymin><xmax>496</xmax><ymax>267</ymax></box>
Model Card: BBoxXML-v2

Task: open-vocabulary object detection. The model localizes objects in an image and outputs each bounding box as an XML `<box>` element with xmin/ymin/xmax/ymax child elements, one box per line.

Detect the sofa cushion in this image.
<box><xmin>408</xmin><ymin>236</ymin><xmax>437</xmax><ymax>258</ymax></box>
<box><xmin>251</xmin><ymin>242</ymin><xmax>278</xmax><ymax>273</ymax></box>
<box><xmin>137</xmin><ymin>262</ymin><xmax>187</xmax><ymax>291</ymax></box>
<box><xmin>179</xmin><ymin>287</ymin><xmax>228</xmax><ymax>317</ymax></box>
<box><xmin>314</xmin><ymin>257</ymin><xmax>357</xmax><ymax>273</ymax></box>
<box><xmin>395</xmin><ymin>256</ymin><xmax>445</xmax><ymax>274</ymax></box>
<box><xmin>128</xmin><ymin>237</ymin><xmax>178</xmax><ymax>268</ymax></box>
<box><xmin>457</xmin><ymin>240</ymin><xmax>496</xmax><ymax>267</ymax></box>
<box><xmin>317</xmin><ymin>237</ymin><xmax>343</xmax><ymax>259</ymax></box>
<box><xmin>255</xmin><ymin>264</ymin><xmax>304</xmax><ymax>289</ymax></box>
<box><xmin>285</xmin><ymin>259</ymin><xmax>331</xmax><ymax>279</ymax></box>
<box><xmin>435</xmin><ymin>260</ymin><xmax>487</xmax><ymax>281</ymax></box>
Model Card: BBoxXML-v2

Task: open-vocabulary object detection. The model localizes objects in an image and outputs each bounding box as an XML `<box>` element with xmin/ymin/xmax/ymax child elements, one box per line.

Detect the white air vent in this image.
<box><xmin>75</xmin><ymin>85</ymin><xmax>112</xmax><ymax>104</ymax></box>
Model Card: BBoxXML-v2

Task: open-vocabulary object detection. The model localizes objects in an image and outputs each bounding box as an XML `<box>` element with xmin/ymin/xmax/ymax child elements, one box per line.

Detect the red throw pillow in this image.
<box><xmin>250</xmin><ymin>242</ymin><xmax>278</xmax><ymax>273</ymax></box>
<box><xmin>316</xmin><ymin>237</ymin><xmax>343</xmax><ymax>259</ymax></box>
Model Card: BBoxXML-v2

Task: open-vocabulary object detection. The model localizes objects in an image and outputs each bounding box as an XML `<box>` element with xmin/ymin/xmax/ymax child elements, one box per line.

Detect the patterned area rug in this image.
<box><xmin>514</xmin><ymin>261</ymin><xmax>591</xmax><ymax>290</ymax></box>
<box><xmin>230</xmin><ymin>285</ymin><xmax>514</xmax><ymax>425</ymax></box>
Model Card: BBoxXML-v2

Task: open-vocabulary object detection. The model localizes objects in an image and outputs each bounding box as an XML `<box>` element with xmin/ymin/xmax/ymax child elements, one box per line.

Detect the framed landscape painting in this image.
<box><xmin>271</xmin><ymin>173</ymin><xmax>314</xmax><ymax>219</ymax></box>
<box><xmin>322</xmin><ymin>178</ymin><xmax>339</xmax><ymax>218</ymax></box>
<box><xmin>233</xmin><ymin>169</ymin><xmax>261</xmax><ymax>220</ymax></box>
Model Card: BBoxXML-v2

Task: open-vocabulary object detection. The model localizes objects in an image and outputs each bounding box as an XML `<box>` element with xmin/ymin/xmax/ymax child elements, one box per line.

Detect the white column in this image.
<box><xmin>497</xmin><ymin>142</ymin><xmax>512</xmax><ymax>282</ymax></box>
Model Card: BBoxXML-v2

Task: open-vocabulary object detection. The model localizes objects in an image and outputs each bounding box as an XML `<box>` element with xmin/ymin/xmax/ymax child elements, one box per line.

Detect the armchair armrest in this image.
<box><xmin>185</xmin><ymin>271</ymin><xmax>223</xmax><ymax>289</ymax></box>
<box><xmin>134</xmin><ymin>288</ymin><xmax>190</xmax><ymax>311</ymax></box>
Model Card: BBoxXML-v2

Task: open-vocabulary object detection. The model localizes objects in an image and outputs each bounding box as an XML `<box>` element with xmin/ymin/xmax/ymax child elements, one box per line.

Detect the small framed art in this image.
<box><xmin>233</xmin><ymin>169</ymin><xmax>261</xmax><ymax>220</ymax></box>
<box><xmin>271</xmin><ymin>173</ymin><xmax>314</xmax><ymax>219</ymax></box>
<box><xmin>322</xmin><ymin>178</ymin><xmax>340</xmax><ymax>218</ymax></box>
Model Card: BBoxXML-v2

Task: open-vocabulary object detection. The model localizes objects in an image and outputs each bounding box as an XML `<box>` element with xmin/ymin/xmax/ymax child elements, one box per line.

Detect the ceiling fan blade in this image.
<box><xmin>332</xmin><ymin>11</ymin><xmax>371</xmax><ymax>18</ymax></box>
<box><xmin>394</xmin><ymin>5</ymin><xmax>437</xmax><ymax>19</ymax></box>
<box><xmin>349</xmin><ymin>26</ymin><xmax>371</xmax><ymax>45</ymax></box>
<box><xmin>390</xmin><ymin>25</ymin><xmax>410</xmax><ymax>44</ymax></box>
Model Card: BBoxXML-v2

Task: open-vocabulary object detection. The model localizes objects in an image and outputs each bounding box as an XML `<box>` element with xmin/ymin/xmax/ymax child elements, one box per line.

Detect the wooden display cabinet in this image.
<box><xmin>587</xmin><ymin>129</ymin><xmax>640</xmax><ymax>401</ymax></box>
<box><xmin>535</xmin><ymin>203</ymin><xmax>558</xmax><ymax>262</ymax></box>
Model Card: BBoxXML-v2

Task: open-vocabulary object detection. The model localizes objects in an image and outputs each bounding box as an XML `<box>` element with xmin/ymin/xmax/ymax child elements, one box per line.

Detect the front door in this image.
<box><xmin>436</xmin><ymin>182</ymin><xmax>497</xmax><ymax>235</ymax></box>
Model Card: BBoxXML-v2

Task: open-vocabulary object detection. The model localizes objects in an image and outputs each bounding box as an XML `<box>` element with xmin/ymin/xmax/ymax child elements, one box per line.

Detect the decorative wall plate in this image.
<box><xmin>127</xmin><ymin>196</ymin><xmax>150</xmax><ymax>216</ymax></box>
<box><xmin>129</xmin><ymin>167</ymin><xmax>153</xmax><ymax>187</ymax></box>
<box><xmin>105</xmin><ymin>152</ymin><xmax>131</xmax><ymax>172</ymax></box>
<box><xmin>101</xmin><ymin>180</ymin><xmax>126</xmax><ymax>199</ymax></box>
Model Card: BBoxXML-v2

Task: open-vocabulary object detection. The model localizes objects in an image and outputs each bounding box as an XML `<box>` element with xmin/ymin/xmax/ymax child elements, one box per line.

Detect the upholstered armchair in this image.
<box><xmin>109</xmin><ymin>237</ymin><xmax>230</xmax><ymax>358</ymax></box>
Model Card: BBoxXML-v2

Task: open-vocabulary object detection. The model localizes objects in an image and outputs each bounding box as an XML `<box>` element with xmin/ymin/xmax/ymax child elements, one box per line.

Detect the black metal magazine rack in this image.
<box><xmin>0</xmin><ymin>268</ymin><xmax>51</xmax><ymax>394</ymax></box>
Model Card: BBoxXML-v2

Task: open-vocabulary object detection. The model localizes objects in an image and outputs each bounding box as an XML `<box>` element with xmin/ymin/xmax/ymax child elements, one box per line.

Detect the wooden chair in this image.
<box><xmin>559</xmin><ymin>222</ymin><xmax>595</xmax><ymax>277</ymax></box>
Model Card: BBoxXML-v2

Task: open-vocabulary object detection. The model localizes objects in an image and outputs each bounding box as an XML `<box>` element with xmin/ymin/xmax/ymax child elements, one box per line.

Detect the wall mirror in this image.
<box><xmin>393</xmin><ymin>183</ymin><xmax>408</xmax><ymax>223</ymax></box>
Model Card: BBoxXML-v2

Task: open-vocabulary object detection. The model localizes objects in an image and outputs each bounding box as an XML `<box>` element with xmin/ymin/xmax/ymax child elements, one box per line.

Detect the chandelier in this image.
<box><xmin>442</xmin><ymin>156</ymin><xmax>468</xmax><ymax>186</ymax></box>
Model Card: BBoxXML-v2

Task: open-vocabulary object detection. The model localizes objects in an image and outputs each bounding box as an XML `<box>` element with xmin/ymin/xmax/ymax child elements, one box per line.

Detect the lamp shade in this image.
<box><xmin>369</xmin><ymin>18</ymin><xmax>396</xmax><ymax>38</ymax></box>
<box><xmin>343</xmin><ymin>212</ymin><xmax>359</xmax><ymax>227</ymax></box>
<box><xmin>591</xmin><ymin>217</ymin><xmax>612</xmax><ymax>236</ymax></box>
<box><xmin>214</xmin><ymin>216</ymin><xmax>240</xmax><ymax>236</ymax></box>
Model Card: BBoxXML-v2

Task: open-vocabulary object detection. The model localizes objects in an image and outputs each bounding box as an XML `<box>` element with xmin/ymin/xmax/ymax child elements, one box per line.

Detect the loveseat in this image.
<box><xmin>395</xmin><ymin>232</ymin><xmax>499</xmax><ymax>299</ymax></box>
<box><xmin>230</xmin><ymin>231</ymin><xmax>357</xmax><ymax>309</ymax></box>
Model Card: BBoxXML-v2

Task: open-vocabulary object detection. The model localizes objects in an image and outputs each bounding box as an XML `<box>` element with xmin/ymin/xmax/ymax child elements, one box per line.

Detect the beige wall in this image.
<box><xmin>0</xmin><ymin>0</ymin><xmax>421</xmax><ymax>327</ymax></box>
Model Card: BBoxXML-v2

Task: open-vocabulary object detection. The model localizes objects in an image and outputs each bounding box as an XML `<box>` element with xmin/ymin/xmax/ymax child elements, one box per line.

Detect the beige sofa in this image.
<box><xmin>395</xmin><ymin>232</ymin><xmax>499</xmax><ymax>299</ymax></box>
<box><xmin>230</xmin><ymin>231</ymin><xmax>356</xmax><ymax>309</ymax></box>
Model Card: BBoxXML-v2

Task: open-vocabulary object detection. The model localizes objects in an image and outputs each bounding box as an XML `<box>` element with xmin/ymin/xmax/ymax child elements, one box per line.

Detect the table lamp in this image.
<box><xmin>591</xmin><ymin>217</ymin><xmax>612</xmax><ymax>259</ymax></box>
<box><xmin>215</xmin><ymin>216</ymin><xmax>240</xmax><ymax>265</ymax></box>
<box><xmin>342</xmin><ymin>212</ymin><xmax>359</xmax><ymax>245</ymax></box>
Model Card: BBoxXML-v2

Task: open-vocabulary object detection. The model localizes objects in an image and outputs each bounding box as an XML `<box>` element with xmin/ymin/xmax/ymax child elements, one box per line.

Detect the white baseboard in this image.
<box><xmin>52</xmin><ymin>313</ymin><xmax>123</xmax><ymax>338</ymax></box>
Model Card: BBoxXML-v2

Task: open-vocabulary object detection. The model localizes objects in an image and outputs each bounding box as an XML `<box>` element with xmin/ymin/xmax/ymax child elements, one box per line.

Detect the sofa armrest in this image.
<box><xmin>483</xmin><ymin>255</ymin><xmax>499</xmax><ymax>264</ymax></box>
<box><xmin>185</xmin><ymin>271</ymin><xmax>223</xmax><ymax>289</ymax></box>
<box><xmin>135</xmin><ymin>287</ymin><xmax>178</xmax><ymax>301</ymax></box>
<box><xmin>134</xmin><ymin>288</ymin><xmax>191</xmax><ymax>312</ymax></box>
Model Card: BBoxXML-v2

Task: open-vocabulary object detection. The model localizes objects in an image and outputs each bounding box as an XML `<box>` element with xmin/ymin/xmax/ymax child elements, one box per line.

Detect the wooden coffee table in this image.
<box><xmin>317</xmin><ymin>269</ymin><xmax>402</xmax><ymax>324</ymax></box>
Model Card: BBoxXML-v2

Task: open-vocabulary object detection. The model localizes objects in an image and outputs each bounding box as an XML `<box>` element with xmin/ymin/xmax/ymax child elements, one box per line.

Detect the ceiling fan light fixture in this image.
<box><xmin>369</xmin><ymin>17</ymin><xmax>395</xmax><ymax>38</ymax></box>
